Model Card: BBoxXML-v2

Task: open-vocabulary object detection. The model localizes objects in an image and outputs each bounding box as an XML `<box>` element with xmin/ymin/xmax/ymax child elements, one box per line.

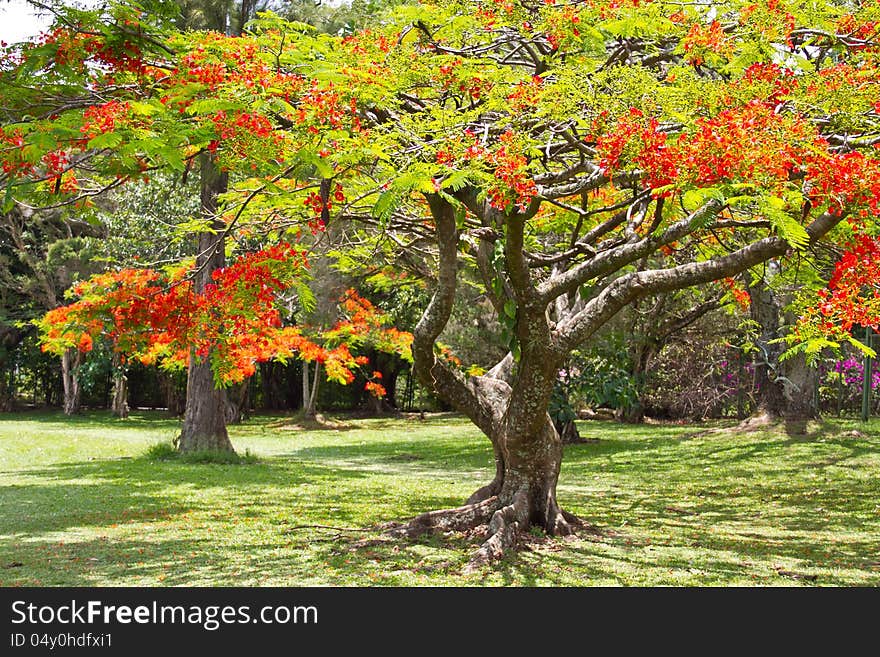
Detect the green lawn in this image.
<box><xmin>0</xmin><ymin>410</ymin><xmax>878</xmax><ymax>586</ymax></box>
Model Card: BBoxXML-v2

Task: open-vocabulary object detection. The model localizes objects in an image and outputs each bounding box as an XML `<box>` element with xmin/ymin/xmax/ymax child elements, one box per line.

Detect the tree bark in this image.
<box><xmin>179</xmin><ymin>356</ymin><xmax>232</xmax><ymax>451</ymax></box>
<box><xmin>61</xmin><ymin>348</ymin><xmax>82</xmax><ymax>415</ymax></box>
<box><xmin>301</xmin><ymin>360</ymin><xmax>310</xmax><ymax>413</ymax></box>
<box><xmin>178</xmin><ymin>154</ymin><xmax>233</xmax><ymax>453</ymax></box>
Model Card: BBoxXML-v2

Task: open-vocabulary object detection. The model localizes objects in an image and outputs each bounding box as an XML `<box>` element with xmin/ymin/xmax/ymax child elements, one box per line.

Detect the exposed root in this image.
<box><xmin>385</xmin><ymin>497</ymin><xmax>498</xmax><ymax>539</ymax></box>
<box><xmin>734</xmin><ymin>410</ymin><xmax>776</xmax><ymax>432</ymax></box>
<box><xmin>464</xmin><ymin>488</ymin><xmax>529</xmax><ymax>573</ymax></box>
<box><xmin>384</xmin><ymin>485</ymin><xmax>591</xmax><ymax>572</ymax></box>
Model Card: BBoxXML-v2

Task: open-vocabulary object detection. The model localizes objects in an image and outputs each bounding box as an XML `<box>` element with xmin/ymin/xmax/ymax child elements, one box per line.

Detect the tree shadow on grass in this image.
<box><xmin>282</xmin><ymin>436</ymin><xmax>495</xmax><ymax>473</ymax></box>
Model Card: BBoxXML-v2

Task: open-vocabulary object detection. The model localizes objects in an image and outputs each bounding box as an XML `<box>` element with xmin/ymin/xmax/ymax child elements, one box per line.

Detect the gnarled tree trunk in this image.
<box><xmin>178</xmin><ymin>154</ymin><xmax>233</xmax><ymax>453</ymax></box>
<box><xmin>61</xmin><ymin>348</ymin><xmax>82</xmax><ymax>415</ymax></box>
<box><xmin>390</xmin><ymin>189</ymin><xmax>842</xmax><ymax>568</ymax></box>
<box><xmin>392</xmin><ymin>197</ymin><xmax>575</xmax><ymax>569</ymax></box>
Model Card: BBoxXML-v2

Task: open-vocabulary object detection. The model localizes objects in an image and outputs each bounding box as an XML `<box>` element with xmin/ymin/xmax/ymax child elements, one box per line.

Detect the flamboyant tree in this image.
<box><xmin>0</xmin><ymin>3</ymin><xmax>377</xmax><ymax>447</ymax></box>
<box><xmin>311</xmin><ymin>0</ymin><xmax>880</xmax><ymax>566</ymax></box>
<box><xmin>35</xmin><ymin>254</ymin><xmax>411</xmax><ymax>432</ymax></box>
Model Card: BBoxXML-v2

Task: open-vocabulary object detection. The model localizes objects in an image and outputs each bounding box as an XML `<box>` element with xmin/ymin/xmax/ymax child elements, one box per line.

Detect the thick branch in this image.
<box><xmin>411</xmin><ymin>194</ymin><xmax>501</xmax><ymax>436</ymax></box>
<box><xmin>538</xmin><ymin>199</ymin><xmax>724</xmax><ymax>304</ymax></box>
<box><xmin>553</xmin><ymin>210</ymin><xmax>843</xmax><ymax>353</ymax></box>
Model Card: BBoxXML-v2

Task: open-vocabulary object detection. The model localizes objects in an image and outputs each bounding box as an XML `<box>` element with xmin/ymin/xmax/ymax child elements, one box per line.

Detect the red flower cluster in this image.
<box><xmin>797</xmin><ymin>235</ymin><xmax>880</xmax><ymax>343</ymax></box>
<box><xmin>739</xmin><ymin>63</ymin><xmax>797</xmax><ymax>106</ymax></box>
<box><xmin>41</xmin><ymin>27</ymin><xmax>145</xmax><ymax>74</ymax></box>
<box><xmin>297</xmin><ymin>82</ymin><xmax>352</xmax><ymax>133</ymax></box>
<box><xmin>837</xmin><ymin>14</ymin><xmax>879</xmax><ymax>46</ymax></box>
<box><xmin>436</xmin><ymin>57</ymin><xmax>491</xmax><ymax>99</ymax></box>
<box><xmin>80</xmin><ymin>100</ymin><xmax>130</xmax><ymax>140</ymax></box>
<box><xmin>506</xmin><ymin>75</ymin><xmax>543</xmax><ymax>111</ymax></box>
<box><xmin>804</xmin><ymin>146</ymin><xmax>880</xmax><ymax>217</ymax></box>
<box><xmin>1</xmin><ymin>129</ymin><xmax>33</xmax><ymax>176</ymax></box>
<box><xmin>596</xmin><ymin>102</ymin><xmax>810</xmax><ymax>195</ymax></box>
<box><xmin>682</xmin><ymin>21</ymin><xmax>733</xmax><ymax>66</ymax></box>
<box><xmin>485</xmin><ymin>131</ymin><xmax>537</xmax><ymax>212</ymax></box>
<box><xmin>207</xmin><ymin>110</ymin><xmax>284</xmax><ymax>167</ymax></box>
<box><xmin>720</xmin><ymin>278</ymin><xmax>751</xmax><ymax>310</ymax></box>
<box><xmin>39</xmin><ymin>256</ymin><xmax>413</xmax><ymax>388</ymax></box>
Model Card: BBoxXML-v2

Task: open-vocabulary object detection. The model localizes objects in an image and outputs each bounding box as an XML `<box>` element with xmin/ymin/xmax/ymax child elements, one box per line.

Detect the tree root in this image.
<box><xmin>384</xmin><ymin>486</ymin><xmax>590</xmax><ymax>572</ymax></box>
<box><xmin>464</xmin><ymin>487</ymin><xmax>529</xmax><ymax>572</ymax></box>
<box><xmin>386</xmin><ymin>496</ymin><xmax>499</xmax><ymax>539</ymax></box>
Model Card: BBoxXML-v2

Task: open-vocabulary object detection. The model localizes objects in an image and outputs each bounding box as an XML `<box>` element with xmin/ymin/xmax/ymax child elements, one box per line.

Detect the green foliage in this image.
<box><xmin>144</xmin><ymin>441</ymin><xmax>179</xmax><ymax>461</ymax></box>
<box><xmin>564</xmin><ymin>334</ymin><xmax>641</xmax><ymax>412</ymax></box>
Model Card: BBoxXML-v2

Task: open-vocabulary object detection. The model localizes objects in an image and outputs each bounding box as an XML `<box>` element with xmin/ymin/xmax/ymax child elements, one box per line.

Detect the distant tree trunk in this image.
<box><xmin>556</xmin><ymin>418</ymin><xmax>582</xmax><ymax>444</ymax></box>
<box><xmin>225</xmin><ymin>380</ymin><xmax>250</xmax><ymax>424</ymax></box>
<box><xmin>301</xmin><ymin>360</ymin><xmax>310</xmax><ymax>413</ymax></box>
<box><xmin>61</xmin><ymin>348</ymin><xmax>82</xmax><ymax>415</ymax></box>
<box><xmin>362</xmin><ymin>352</ymin><xmax>403</xmax><ymax>416</ymax></box>
<box><xmin>111</xmin><ymin>353</ymin><xmax>129</xmax><ymax>419</ymax></box>
<box><xmin>0</xmin><ymin>326</ymin><xmax>22</xmax><ymax>411</ymax></box>
<box><xmin>303</xmin><ymin>361</ymin><xmax>321</xmax><ymax>419</ymax></box>
<box><xmin>748</xmin><ymin>274</ymin><xmax>818</xmax><ymax>423</ymax></box>
<box><xmin>178</xmin><ymin>154</ymin><xmax>233</xmax><ymax>453</ymax></box>
<box><xmin>0</xmin><ymin>375</ymin><xmax>12</xmax><ymax>412</ymax></box>
<box><xmin>259</xmin><ymin>361</ymin><xmax>288</xmax><ymax>410</ymax></box>
<box><xmin>160</xmin><ymin>371</ymin><xmax>185</xmax><ymax>416</ymax></box>
<box><xmin>619</xmin><ymin>342</ymin><xmax>657</xmax><ymax>424</ymax></box>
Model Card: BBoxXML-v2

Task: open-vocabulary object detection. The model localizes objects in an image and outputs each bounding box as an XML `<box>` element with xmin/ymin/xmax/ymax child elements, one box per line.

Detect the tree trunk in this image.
<box><xmin>179</xmin><ymin>357</ymin><xmax>233</xmax><ymax>451</ymax></box>
<box><xmin>393</xmin><ymin>196</ymin><xmax>578</xmax><ymax>569</ymax></box>
<box><xmin>225</xmin><ymin>380</ymin><xmax>250</xmax><ymax>424</ymax></box>
<box><xmin>160</xmin><ymin>371</ymin><xmax>185</xmax><ymax>416</ymax></box>
<box><xmin>397</xmin><ymin>375</ymin><xmax>575</xmax><ymax>570</ymax></box>
<box><xmin>0</xmin><ymin>376</ymin><xmax>12</xmax><ymax>412</ymax></box>
<box><xmin>303</xmin><ymin>362</ymin><xmax>320</xmax><ymax>419</ymax></box>
<box><xmin>620</xmin><ymin>341</ymin><xmax>657</xmax><ymax>424</ymax></box>
<box><xmin>111</xmin><ymin>353</ymin><xmax>129</xmax><ymax>419</ymax></box>
<box><xmin>61</xmin><ymin>348</ymin><xmax>82</xmax><ymax>415</ymax></box>
<box><xmin>748</xmin><ymin>274</ymin><xmax>818</xmax><ymax>424</ymax></box>
<box><xmin>301</xmin><ymin>360</ymin><xmax>310</xmax><ymax>413</ymax></box>
<box><xmin>557</xmin><ymin>419</ymin><xmax>582</xmax><ymax>443</ymax></box>
<box><xmin>178</xmin><ymin>153</ymin><xmax>233</xmax><ymax>453</ymax></box>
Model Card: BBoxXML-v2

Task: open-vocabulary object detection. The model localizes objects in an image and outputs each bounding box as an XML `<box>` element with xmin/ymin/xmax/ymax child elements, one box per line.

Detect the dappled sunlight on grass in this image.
<box><xmin>0</xmin><ymin>410</ymin><xmax>878</xmax><ymax>585</ymax></box>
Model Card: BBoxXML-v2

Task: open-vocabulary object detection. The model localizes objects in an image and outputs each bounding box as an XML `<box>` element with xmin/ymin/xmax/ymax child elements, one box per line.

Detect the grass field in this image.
<box><xmin>0</xmin><ymin>410</ymin><xmax>878</xmax><ymax>586</ymax></box>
